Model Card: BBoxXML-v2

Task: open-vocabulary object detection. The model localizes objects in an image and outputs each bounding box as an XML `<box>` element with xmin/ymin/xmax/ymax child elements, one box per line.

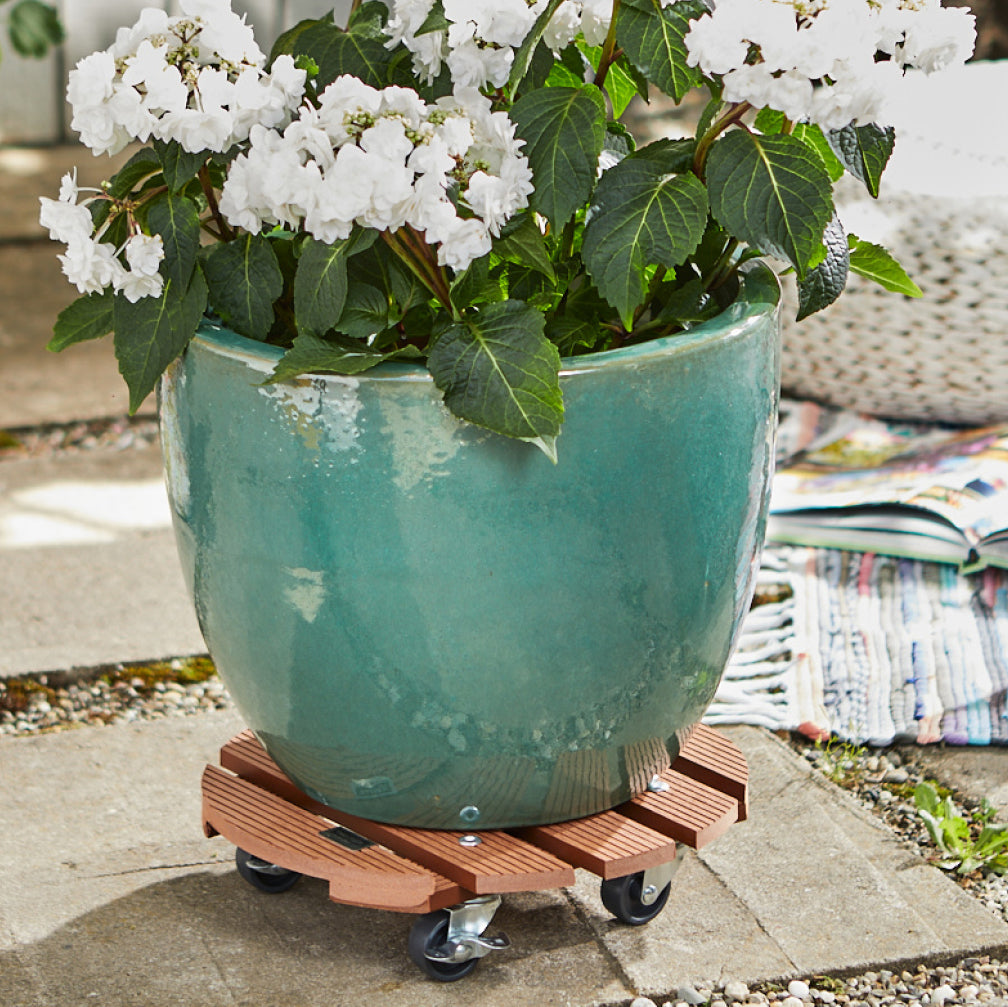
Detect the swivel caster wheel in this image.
<box><xmin>408</xmin><ymin>911</ymin><xmax>481</xmax><ymax>982</ymax></box>
<box><xmin>234</xmin><ymin>847</ymin><xmax>302</xmax><ymax>893</ymax></box>
<box><xmin>407</xmin><ymin>895</ymin><xmax>510</xmax><ymax>982</ymax></box>
<box><xmin>600</xmin><ymin>870</ymin><xmax>672</xmax><ymax>926</ymax></box>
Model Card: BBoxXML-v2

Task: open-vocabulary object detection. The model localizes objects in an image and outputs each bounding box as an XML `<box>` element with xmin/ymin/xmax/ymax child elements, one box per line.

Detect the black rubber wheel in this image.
<box><xmin>407</xmin><ymin>910</ymin><xmax>480</xmax><ymax>982</ymax></box>
<box><xmin>234</xmin><ymin>847</ymin><xmax>302</xmax><ymax>893</ymax></box>
<box><xmin>600</xmin><ymin>871</ymin><xmax>671</xmax><ymax>926</ymax></box>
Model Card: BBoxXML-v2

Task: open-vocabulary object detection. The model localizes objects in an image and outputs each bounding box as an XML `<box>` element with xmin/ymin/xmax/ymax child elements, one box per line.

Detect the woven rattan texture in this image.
<box><xmin>780</xmin><ymin>181</ymin><xmax>1008</xmax><ymax>425</ymax></box>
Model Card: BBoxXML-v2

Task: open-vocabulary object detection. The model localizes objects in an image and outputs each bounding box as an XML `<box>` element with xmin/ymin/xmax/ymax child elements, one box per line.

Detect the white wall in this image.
<box><xmin>0</xmin><ymin>0</ymin><xmax>351</xmax><ymax>143</ymax></box>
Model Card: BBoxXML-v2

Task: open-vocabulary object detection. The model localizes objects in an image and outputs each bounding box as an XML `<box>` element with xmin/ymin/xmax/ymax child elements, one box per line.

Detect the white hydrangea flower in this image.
<box><xmin>219</xmin><ymin>77</ymin><xmax>532</xmax><ymax>273</ymax></box>
<box><xmin>684</xmin><ymin>0</ymin><xmax>974</xmax><ymax>129</ymax></box>
<box><xmin>385</xmin><ymin>0</ymin><xmax>610</xmax><ymax>90</ymax></box>
<box><xmin>56</xmin><ymin>235</ymin><xmax>126</xmax><ymax>295</ymax></box>
<box><xmin>67</xmin><ymin>0</ymin><xmax>305</xmax><ymax>156</ymax></box>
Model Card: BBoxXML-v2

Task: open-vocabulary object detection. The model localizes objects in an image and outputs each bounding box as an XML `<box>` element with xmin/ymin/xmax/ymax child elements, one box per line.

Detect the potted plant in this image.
<box><xmin>40</xmin><ymin>0</ymin><xmax>974</xmax><ymax>829</ymax></box>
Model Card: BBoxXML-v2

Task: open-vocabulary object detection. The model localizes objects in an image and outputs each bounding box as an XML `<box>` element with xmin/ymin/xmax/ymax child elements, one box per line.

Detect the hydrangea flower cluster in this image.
<box><xmin>384</xmin><ymin>0</ymin><xmax>614</xmax><ymax>88</ymax></box>
<box><xmin>67</xmin><ymin>0</ymin><xmax>306</xmax><ymax>156</ymax></box>
<box><xmin>219</xmin><ymin>78</ymin><xmax>534</xmax><ymax>271</ymax></box>
<box><xmin>39</xmin><ymin>171</ymin><xmax>165</xmax><ymax>302</ymax></box>
<box><xmin>684</xmin><ymin>0</ymin><xmax>977</xmax><ymax>130</ymax></box>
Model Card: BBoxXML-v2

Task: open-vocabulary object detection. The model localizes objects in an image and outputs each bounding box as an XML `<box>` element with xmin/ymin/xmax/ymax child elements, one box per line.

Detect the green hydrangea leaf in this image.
<box><xmin>268</xmin><ymin>333</ymin><xmax>421</xmax><ymax>383</ymax></box>
<box><xmin>428</xmin><ymin>300</ymin><xmax>564</xmax><ymax>447</ymax></box>
<box><xmin>152</xmin><ymin>138</ymin><xmax>208</xmax><ymax>192</ymax></box>
<box><xmin>507</xmin><ymin>0</ymin><xmax>567</xmax><ymax>97</ymax></box>
<box><xmin>796</xmin><ymin>214</ymin><xmax>849</xmax><ymax>320</ymax></box>
<box><xmin>582</xmin><ymin>152</ymin><xmax>708</xmax><ymax>327</ymax></box>
<box><xmin>494</xmin><ymin>212</ymin><xmax>556</xmax><ymax>281</ymax></box>
<box><xmin>511</xmin><ymin>85</ymin><xmax>607</xmax><ymax>226</ymax></box>
<box><xmin>275</xmin><ymin>19</ymin><xmax>391</xmax><ymax>88</ymax></box>
<box><xmin>706</xmin><ymin>130</ymin><xmax>833</xmax><ymax>278</ymax></box>
<box><xmin>146</xmin><ymin>192</ymin><xmax>201</xmax><ymax>289</ymax></box>
<box><xmin>755</xmin><ymin>111</ymin><xmax>845</xmax><ymax>182</ymax></box>
<box><xmin>294</xmin><ymin>231</ymin><xmax>377</xmax><ymax>338</ymax></box>
<box><xmin>48</xmin><ymin>289</ymin><xmax>114</xmax><ymax>352</ymax></box>
<box><xmin>347</xmin><ymin>0</ymin><xmax>389</xmax><ymax>37</ymax></box>
<box><xmin>113</xmin><ymin>268</ymin><xmax>208</xmax><ymax>414</ymax></box>
<box><xmin>203</xmin><ymin>234</ymin><xmax>284</xmax><ymax>341</ymax></box>
<box><xmin>415</xmin><ymin>0</ymin><xmax>448</xmax><ymax>35</ymax></box>
<box><xmin>616</xmin><ymin>0</ymin><xmax>707</xmax><ymax>102</ymax></box>
<box><xmin>847</xmin><ymin>234</ymin><xmax>923</xmax><ymax>296</ymax></box>
<box><xmin>7</xmin><ymin>0</ymin><xmax>63</xmax><ymax>59</ymax></box>
<box><xmin>106</xmin><ymin>148</ymin><xmax>163</xmax><ymax>201</ymax></box>
<box><xmin>827</xmin><ymin>124</ymin><xmax>895</xmax><ymax>198</ymax></box>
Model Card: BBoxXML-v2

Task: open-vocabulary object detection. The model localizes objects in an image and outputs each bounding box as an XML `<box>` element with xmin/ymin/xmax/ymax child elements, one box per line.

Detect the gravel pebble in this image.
<box><xmin>0</xmin><ymin>661</ymin><xmax>231</xmax><ymax>736</ymax></box>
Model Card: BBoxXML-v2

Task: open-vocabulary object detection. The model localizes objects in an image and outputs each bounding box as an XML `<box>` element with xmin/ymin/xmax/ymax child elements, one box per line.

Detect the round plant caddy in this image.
<box><xmin>160</xmin><ymin>263</ymin><xmax>781</xmax><ymax>831</ymax></box>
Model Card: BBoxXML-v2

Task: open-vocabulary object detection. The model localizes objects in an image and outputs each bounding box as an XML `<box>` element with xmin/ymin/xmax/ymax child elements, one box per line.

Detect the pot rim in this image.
<box><xmin>187</xmin><ymin>260</ymin><xmax>780</xmax><ymax>383</ymax></box>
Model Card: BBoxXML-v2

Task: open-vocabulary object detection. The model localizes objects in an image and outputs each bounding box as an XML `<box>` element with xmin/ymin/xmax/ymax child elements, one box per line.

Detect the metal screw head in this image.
<box><xmin>459</xmin><ymin>804</ymin><xmax>480</xmax><ymax>824</ymax></box>
<box><xmin>459</xmin><ymin>834</ymin><xmax>482</xmax><ymax>847</ymax></box>
<box><xmin>647</xmin><ymin>774</ymin><xmax>670</xmax><ymax>793</ymax></box>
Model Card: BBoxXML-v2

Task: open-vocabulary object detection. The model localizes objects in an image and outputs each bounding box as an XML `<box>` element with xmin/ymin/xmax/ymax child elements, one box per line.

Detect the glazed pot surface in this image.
<box><xmin>160</xmin><ymin>265</ymin><xmax>781</xmax><ymax>828</ymax></box>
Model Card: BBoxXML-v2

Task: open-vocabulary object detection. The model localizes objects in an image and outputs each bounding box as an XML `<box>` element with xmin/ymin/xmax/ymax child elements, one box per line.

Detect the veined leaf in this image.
<box><xmin>827</xmin><ymin>123</ymin><xmax>895</xmax><ymax>198</ymax></box>
<box><xmin>202</xmin><ymin>234</ymin><xmax>283</xmax><ymax>341</ymax></box>
<box><xmin>275</xmin><ymin>19</ymin><xmax>391</xmax><ymax>88</ymax></box>
<box><xmin>268</xmin><ymin>333</ymin><xmax>421</xmax><ymax>383</ymax></box>
<box><xmin>616</xmin><ymin>0</ymin><xmax>706</xmax><ymax>102</ymax></box>
<box><xmin>577</xmin><ymin>42</ymin><xmax>644</xmax><ymax>118</ymax></box>
<box><xmin>494</xmin><ymin>212</ymin><xmax>555</xmax><ymax>281</ymax></box>
<box><xmin>347</xmin><ymin>1</ymin><xmax>389</xmax><ymax>37</ymax></box>
<box><xmin>107</xmin><ymin>147</ymin><xmax>163</xmax><ymax>200</ymax></box>
<box><xmin>507</xmin><ymin>0</ymin><xmax>567</xmax><ymax>98</ymax></box>
<box><xmin>153</xmin><ymin>138</ymin><xmax>207</xmax><ymax>193</ymax></box>
<box><xmin>706</xmin><ymin>129</ymin><xmax>833</xmax><ymax>278</ymax></box>
<box><xmin>848</xmin><ymin>235</ymin><xmax>922</xmax><ymax>296</ymax></box>
<box><xmin>113</xmin><ymin>268</ymin><xmax>208</xmax><ymax>414</ymax></box>
<box><xmin>754</xmin><ymin>110</ymin><xmax>845</xmax><ymax>182</ymax></box>
<box><xmin>48</xmin><ymin>290</ymin><xmax>114</xmax><ymax>352</ymax></box>
<box><xmin>511</xmin><ymin>85</ymin><xmax>607</xmax><ymax>226</ymax></box>
<box><xmin>415</xmin><ymin>0</ymin><xmax>448</xmax><ymax>35</ymax></box>
<box><xmin>582</xmin><ymin>153</ymin><xmax>708</xmax><ymax>327</ymax></box>
<box><xmin>268</xmin><ymin>15</ymin><xmax>331</xmax><ymax>66</ymax></box>
<box><xmin>796</xmin><ymin>214</ymin><xmax>849</xmax><ymax>320</ymax></box>
<box><xmin>428</xmin><ymin>300</ymin><xmax>564</xmax><ymax>446</ymax></box>
<box><xmin>294</xmin><ymin>231</ymin><xmax>376</xmax><ymax>338</ymax></box>
<box><xmin>146</xmin><ymin>192</ymin><xmax>200</xmax><ymax>289</ymax></box>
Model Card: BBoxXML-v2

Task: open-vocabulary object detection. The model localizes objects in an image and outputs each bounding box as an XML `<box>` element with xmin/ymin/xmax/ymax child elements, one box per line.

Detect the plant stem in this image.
<box><xmin>631</xmin><ymin>265</ymin><xmax>667</xmax><ymax>328</ymax></box>
<box><xmin>383</xmin><ymin>229</ymin><xmax>457</xmax><ymax>319</ymax></box>
<box><xmin>692</xmin><ymin>101</ymin><xmax>752</xmax><ymax>178</ymax></box>
<box><xmin>592</xmin><ymin>0</ymin><xmax>622</xmax><ymax>92</ymax></box>
<box><xmin>704</xmin><ymin>237</ymin><xmax>740</xmax><ymax>292</ymax></box>
<box><xmin>198</xmin><ymin>165</ymin><xmax>235</xmax><ymax>242</ymax></box>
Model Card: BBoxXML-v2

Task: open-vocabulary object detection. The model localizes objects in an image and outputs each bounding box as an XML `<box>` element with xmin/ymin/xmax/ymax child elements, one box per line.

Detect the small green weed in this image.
<box><xmin>815</xmin><ymin>737</ymin><xmax>869</xmax><ymax>788</ymax></box>
<box><xmin>914</xmin><ymin>781</ymin><xmax>1008</xmax><ymax>876</ymax></box>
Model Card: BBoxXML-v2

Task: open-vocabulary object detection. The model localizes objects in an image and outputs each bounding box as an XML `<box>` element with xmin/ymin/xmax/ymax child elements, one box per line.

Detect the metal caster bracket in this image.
<box><xmin>425</xmin><ymin>895</ymin><xmax>511</xmax><ymax>965</ymax></box>
<box><xmin>640</xmin><ymin>843</ymin><xmax>687</xmax><ymax>906</ymax></box>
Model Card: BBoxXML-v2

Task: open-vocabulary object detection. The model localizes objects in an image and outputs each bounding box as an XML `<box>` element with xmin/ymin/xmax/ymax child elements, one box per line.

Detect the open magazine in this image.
<box><xmin>767</xmin><ymin>421</ymin><xmax>1008</xmax><ymax>573</ymax></box>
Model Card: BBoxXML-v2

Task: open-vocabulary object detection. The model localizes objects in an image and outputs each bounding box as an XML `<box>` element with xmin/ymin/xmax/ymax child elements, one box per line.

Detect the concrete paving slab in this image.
<box><xmin>0</xmin><ymin>241</ymin><xmax>143</xmax><ymax>428</ymax></box>
<box><xmin>569</xmin><ymin>852</ymin><xmax>798</xmax><ymax>995</ymax></box>
<box><xmin>902</xmin><ymin>745</ymin><xmax>1008</xmax><ymax>820</ymax></box>
<box><xmin>0</xmin><ymin>144</ymin><xmax>152</xmax><ymax>428</ymax></box>
<box><xmin>696</xmin><ymin>730</ymin><xmax>1008</xmax><ymax>977</ymax></box>
<box><xmin>0</xmin><ymin>444</ymin><xmax>204</xmax><ymax>675</ymax></box>
<box><xmin>0</xmin><ymin>711</ymin><xmax>632</xmax><ymax>1006</ymax></box>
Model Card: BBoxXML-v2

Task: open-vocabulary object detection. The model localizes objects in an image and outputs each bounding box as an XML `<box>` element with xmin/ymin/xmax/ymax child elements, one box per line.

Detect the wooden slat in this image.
<box><xmin>516</xmin><ymin>809</ymin><xmax>678</xmax><ymax>880</ymax></box>
<box><xmin>618</xmin><ymin>767</ymin><xmax>739</xmax><ymax>849</ymax></box>
<box><xmin>202</xmin><ymin>765</ymin><xmax>443</xmax><ymax>912</ymax></box>
<box><xmin>220</xmin><ymin>733</ymin><xmax>575</xmax><ymax>895</ymax></box>
<box><xmin>673</xmin><ymin>723</ymin><xmax>749</xmax><ymax>821</ymax></box>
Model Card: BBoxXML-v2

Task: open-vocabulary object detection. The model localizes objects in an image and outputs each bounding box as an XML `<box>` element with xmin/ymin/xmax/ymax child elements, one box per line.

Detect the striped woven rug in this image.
<box><xmin>710</xmin><ymin>546</ymin><xmax>1008</xmax><ymax>746</ymax></box>
<box><xmin>708</xmin><ymin>399</ymin><xmax>1008</xmax><ymax>746</ymax></box>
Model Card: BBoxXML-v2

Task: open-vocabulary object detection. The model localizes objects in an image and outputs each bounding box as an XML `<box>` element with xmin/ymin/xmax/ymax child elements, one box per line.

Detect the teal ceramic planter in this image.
<box><xmin>160</xmin><ymin>263</ymin><xmax>780</xmax><ymax>829</ymax></box>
